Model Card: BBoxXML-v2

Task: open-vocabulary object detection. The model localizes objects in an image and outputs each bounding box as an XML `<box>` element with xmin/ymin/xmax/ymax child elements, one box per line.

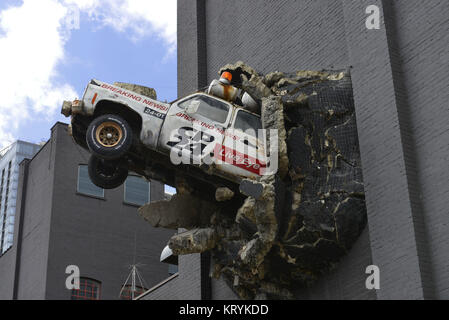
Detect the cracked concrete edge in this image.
<box><xmin>168</xmin><ymin>227</ymin><xmax>221</xmax><ymax>255</ymax></box>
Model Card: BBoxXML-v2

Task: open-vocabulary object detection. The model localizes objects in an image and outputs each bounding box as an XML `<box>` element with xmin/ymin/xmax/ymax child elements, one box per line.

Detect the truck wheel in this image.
<box><xmin>86</xmin><ymin>114</ymin><xmax>133</xmax><ymax>160</ymax></box>
<box><xmin>88</xmin><ymin>155</ymin><xmax>128</xmax><ymax>189</ymax></box>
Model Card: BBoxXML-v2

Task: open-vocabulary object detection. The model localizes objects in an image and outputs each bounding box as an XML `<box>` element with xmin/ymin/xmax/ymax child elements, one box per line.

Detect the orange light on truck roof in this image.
<box><xmin>220</xmin><ymin>71</ymin><xmax>232</xmax><ymax>82</ymax></box>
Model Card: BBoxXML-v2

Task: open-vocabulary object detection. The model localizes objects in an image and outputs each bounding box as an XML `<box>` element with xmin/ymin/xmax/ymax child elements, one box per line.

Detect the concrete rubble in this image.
<box><xmin>215</xmin><ymin>187</ymin><xmax>235</xmax><ymax>202</ymax></box>
<box><xmin>113</xmin><ymin>82</ymin><xmax>157</xmax><ymax>99</ymax></box>
<box><xmin>138</xmin><ymin>62</ymin><xmax>367</xmax><ymax>299</ymax></box>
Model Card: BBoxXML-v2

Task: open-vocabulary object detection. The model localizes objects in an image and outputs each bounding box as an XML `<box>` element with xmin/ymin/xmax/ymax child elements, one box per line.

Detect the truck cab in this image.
<box><xmin>61</xmin><ymin>78</ymin><xmax>267</xmax><ymax>195</ymax></box>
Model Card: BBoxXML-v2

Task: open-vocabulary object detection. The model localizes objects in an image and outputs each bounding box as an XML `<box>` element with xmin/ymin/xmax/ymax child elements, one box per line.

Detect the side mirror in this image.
<box><xmin>185</xmin><ymin>100</ymin><xmax>200</xmax><ymax>115</ymax></box>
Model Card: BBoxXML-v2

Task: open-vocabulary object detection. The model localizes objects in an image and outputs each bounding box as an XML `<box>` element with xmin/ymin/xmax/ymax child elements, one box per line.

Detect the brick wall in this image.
<box><xmin>153</xmin><ymin>0</ymin><xmax>448</xmax><ymax>300</ymax></box>
<box><xmin>197</xmin><ymin>0</ymin><xmax>373</xmax><ymax>300</ymax></box>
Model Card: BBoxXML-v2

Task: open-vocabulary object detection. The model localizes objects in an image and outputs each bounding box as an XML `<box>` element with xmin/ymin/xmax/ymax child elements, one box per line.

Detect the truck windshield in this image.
<box><xmin>233</xmin><ymin>110</ymin><xmax>262</xmax><ymax>137</ymax></box>
<box><xmin>179</xmin><ymin>95</ymin><xmax>229</xmax><ymax>124</ymax></box>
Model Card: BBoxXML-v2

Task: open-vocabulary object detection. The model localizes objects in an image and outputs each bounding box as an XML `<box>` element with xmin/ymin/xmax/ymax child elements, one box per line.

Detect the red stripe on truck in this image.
<box><xmin>213</xmin><ymin>143</ymin><xmax>266</xmax><ymax>175</ymax></box>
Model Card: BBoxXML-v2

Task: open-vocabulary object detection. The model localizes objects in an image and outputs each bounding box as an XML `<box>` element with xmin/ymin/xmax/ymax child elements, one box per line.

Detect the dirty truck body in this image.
<box><xmin>62</xmin><ymin>79</ymin><xmax>267</xmax><ymax>197</ymax></box>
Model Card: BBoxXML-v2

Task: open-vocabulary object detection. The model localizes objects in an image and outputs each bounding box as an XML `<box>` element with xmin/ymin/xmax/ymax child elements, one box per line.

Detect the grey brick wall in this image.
<box><xmin>139</xmin><ymin>274</ymin><xmax>180</xmax><ymax>300</ymax></box>
<box><xmin>141</xmin><ymin>254</ymin><xmax>202</xmax><ymax>300</ymax></box>
<box><xmin>0</xmin><ymin>247</ymin><xmax>16</xmax><ymax>299</ymax></box>
<box><xmin>176</xmin><ymin>254</ymin><xmax>202</xmax><ymax>300</ymax></box>
<box><xmin>204</xmin><ymin>0</ymin><xmax>350</xmax><ymax>77</ymax></box>
<box><xmin>45</xmin><ymin>123</ymin><xmax>172</xmax><ymax>300</ymax></box>
<box><xmin>342</xmin><ymin>0</ymin><xmax>429</xmax><ymax>300</ymax></box>
<box><xmin>0</xmin><ymin>160</ymin><xmax>29</xmax><ymax>300</ymax></box>
<box><xmin>342</xmin><ymin>0</ymin><xmax>449</xmax><ymax>299</ymax></box>
<box><xmin>151</xmin><ymin>0</ymin><xmax>448</xmax><ymax>300</ymax></box>
<box><xmin>178</xmin><ymin>0</ymin><xmax>208</xmax><ymax>95</ymax></box>
<box><xmin>0</xmin><ymin>123</ymin><xmax>173</xmax><ymax>300</ymax></box>
<box><xmin>192</xmin><ymin>0</ymin><xmax>373</xmax><ymax>300</ymax></box>
<box><xmin>15</xmin><ymin>136</ymin><xmax>56</xmax><ymax>299</ymax></box>
<box><xmin>385</xmin><ymin>0</ymin><xmax>449</xmax><ymax>299</ymax></box>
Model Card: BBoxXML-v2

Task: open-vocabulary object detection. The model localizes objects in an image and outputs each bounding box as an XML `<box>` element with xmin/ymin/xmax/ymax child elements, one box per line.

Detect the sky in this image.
<box><xmin>0</xmin><ymin>0</ymin><xmax>177</xmax><ymax>148</ymax></box>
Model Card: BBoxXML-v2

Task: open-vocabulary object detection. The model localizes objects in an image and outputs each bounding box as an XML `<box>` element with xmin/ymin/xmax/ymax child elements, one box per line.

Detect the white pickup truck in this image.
<box><xmin>61</xmin><ymin>77</ymin><xmax>269</xmax><ymax>197</ymax></box>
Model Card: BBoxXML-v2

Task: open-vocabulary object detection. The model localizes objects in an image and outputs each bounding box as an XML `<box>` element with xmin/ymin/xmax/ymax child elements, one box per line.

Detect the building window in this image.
<box><xmin>71</xmin><ymin>278</ymin><xmax>101</xmax><ymax>300</ymax></box>
<box><xmin>124</xmin><ymin>175</ymin><xmax>150</xmax><ymax>206</ymax></box>
<box><xmin>77</xmin><ymin>165</ymin><xmax>104</xmax><ymax>198</ymax></box>
<box><xmin>0</xmin><ymin>162</ymin><xmax>11</xmax><ymax>253</ymax></box>
<box><xmin>119</xmin><ymin>285</ymin><xmax>147</xmax><ymax>300</ymax></box>
<box><xmin>164</xmin><ymin>184</ymin><xmax>176</xmax><ymax>200</ymax></box>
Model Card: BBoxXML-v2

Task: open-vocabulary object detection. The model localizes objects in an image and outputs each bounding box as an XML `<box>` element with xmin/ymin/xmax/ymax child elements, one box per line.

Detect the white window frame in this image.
<box><xmin>77</xmin><ymin>165</ymin><xmax>105</xmax><ymax>199</ymax></box>
<box><xmin>123</xmin><ymin>175</ymin><xmax>150</xmax><ymax>206</ymax></box>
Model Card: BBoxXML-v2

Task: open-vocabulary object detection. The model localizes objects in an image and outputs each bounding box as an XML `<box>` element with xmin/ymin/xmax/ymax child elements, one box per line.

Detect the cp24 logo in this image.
<box><xmin>167</xmin><ymin>126</ymin><xmax>216</xmax><ymax>157</ymax></box>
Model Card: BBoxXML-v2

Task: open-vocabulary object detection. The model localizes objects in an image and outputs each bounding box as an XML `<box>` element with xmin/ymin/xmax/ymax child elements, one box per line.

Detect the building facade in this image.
<box><xmin>0</xmin><ymin>123</ymin><xmax>174</xmax><ymax>299</ymax></box>
<box><xmin>0</xmin><ymin>141</ymin><xmax>41</xmax><ymax>255</ymax></box>
<box><xmin>142</xmin><ymin>0</ymin><xmax>449</xmax><ymax>300</ymax></box>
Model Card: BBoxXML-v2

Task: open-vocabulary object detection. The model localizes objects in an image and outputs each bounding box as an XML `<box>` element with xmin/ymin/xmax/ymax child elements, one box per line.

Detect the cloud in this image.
<box><xmin>65</xmin><ymin>0</ymin><xmax>177</xmax><ymax>52</ymax></box>
<box><xmin>0</xmin><ymin>0</ymin><xmax>77</xmax><ymax>147</ymax></box>
<box><xmin>0</xmin><ymin>0</ymin><xmax>176</xmax><ymax>147</ymax></box>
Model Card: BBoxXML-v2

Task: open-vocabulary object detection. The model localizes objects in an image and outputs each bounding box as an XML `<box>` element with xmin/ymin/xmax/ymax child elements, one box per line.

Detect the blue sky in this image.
<box><xmin>0</xmin><ymin>0</ymin><xmax>177</xmax><ymax>146</ymax></box>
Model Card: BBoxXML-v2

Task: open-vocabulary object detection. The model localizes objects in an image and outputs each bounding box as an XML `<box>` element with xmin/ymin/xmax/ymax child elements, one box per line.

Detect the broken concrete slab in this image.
<box><xmin>169</xmin><ymin>228</ymin><xmax>221</xmax><ymax>255</ymax></box>
<box><xmin>260</xmin><ymin>96</ymin><xmax>289</xmax><ymax>179</ymax></box>
<box><xmin>218</xmin><ymin>61</ymin><xmax>259</xmax><ymax>84</ymax></box>
<box><xmin>138</xmin><ymin>194</ymin><xmax>217</xmax><ymax>230</ymax></box>
<box><xmin>143</xmin><ymin>64</ymin><xmax>367</xmax><ymax>300</ymax></box>
<box><xmin>240</xmin><ymin>74</ymin><xmax>273</xmax><ymax>106</ymax></box>
<box><xmin>219</xmin><ymin>67</ymin><xmax>365</xmax><ymax>299</ymax></box>
<box><xmin>239</xmin><ymin>179</ymin><xmax>264</xmax><ymax>200</ymax></box>
<box><xmin>215</xmin><ymin>187</ymin><xmax>235</xmax><ymax>202</ymax></box>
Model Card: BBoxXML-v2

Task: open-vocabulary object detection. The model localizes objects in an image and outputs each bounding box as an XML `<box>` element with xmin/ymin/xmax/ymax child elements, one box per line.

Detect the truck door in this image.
<box><xmin>158</xmin><ymin>93</ymin><xmax>232</xmax><ymax>167</ymax></box>
<box><xmin>215</xmin><ymin>109</ymin><xmax>267</xmax><ymax>178</ymax></box>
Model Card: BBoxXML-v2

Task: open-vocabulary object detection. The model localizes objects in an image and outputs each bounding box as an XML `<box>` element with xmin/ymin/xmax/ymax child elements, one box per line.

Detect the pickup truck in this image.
<box><xmin>61</xmin><ymin>77</ymin><xmax>269</xmax><ymax>198</ymax></box>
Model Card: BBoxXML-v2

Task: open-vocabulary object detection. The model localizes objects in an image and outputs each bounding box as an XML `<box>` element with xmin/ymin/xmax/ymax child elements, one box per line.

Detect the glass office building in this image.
<box><xmin>0</xmin><ymin>141</ymin><xmax>40</xmax><ymax>255</ymax></box>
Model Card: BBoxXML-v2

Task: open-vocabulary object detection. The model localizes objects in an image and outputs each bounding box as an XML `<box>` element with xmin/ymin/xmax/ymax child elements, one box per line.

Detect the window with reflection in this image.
<box><xmin>71</xmin><ymin>278</ymin><xmax>101</xmax><ymax>300</ymax></box>
<box><xmin>233</xmin><ymin>110</ymin><xmax>262</xmax><ymax>137</ymax></box>
<box><xmin>124</xmin><ymin>175</ymin><xmax>150</xmax><ymax>206</ymax></box>
<box><xmin>179</xmin><ymin>95</ymin><xmax>230</xmax><ymax>124</ymax></box>
<box><xmin>119</xmin><ymin>285</ymin><xmax>147</xmax><ymax>300</ymax></box>
<box><xmin>77</xmin><ymin>165</ymin><xmax>104</xmax><ymax>198</ymax></box>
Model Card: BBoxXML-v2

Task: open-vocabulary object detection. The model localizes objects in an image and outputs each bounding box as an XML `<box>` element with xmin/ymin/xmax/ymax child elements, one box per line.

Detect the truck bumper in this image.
<box><xmin>61</xmin><ymin>99</ymin><xmax>84</xmax><ymax>117</ymax></box>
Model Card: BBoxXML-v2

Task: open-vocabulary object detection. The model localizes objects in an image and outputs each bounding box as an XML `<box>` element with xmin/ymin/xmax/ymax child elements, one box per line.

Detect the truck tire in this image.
<box><xmin>88</xmin><ymin>155</ymin><xmax>128</xmax><ymax>189</ymax></box>
<box><xmin>86</xmin><ymin>114</ymin><xmax>133</xmax><ymax>160</ymax></box>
